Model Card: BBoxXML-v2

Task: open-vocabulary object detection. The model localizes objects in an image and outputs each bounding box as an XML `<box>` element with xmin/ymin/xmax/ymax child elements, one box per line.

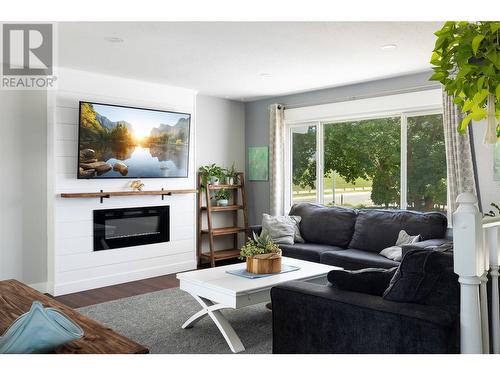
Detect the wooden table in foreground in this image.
<box><xmin>0</xmin><ymin>279</ymin><xmax>148</xmax><ymax>354</ymax></box>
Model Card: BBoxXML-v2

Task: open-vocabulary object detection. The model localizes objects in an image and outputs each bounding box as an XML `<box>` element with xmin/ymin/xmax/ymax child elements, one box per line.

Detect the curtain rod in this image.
<box><xmin>278</xmin><ymin>83</ymin><xmax>441</xmax><ymax>110</ymax></box>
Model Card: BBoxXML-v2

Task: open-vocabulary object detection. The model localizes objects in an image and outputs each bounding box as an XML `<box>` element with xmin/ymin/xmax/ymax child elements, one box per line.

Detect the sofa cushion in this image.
<box><xmin>327</xmin><ymin>267</ymin><xmax>398</xmax><ymax>296</ymax></box>
<box><xmin>262</xmin><ymin>213</ymin><xmax>304</xmax><ymax>244</ymax></box>
<box><xmin>279</xmin><ymin>243</ymin><xmax>345</xmax><ymax>263</ymax></box>
<box><xmin>321</xmin><ymin>248</ymin><xmax>400</xmax><ymax>270</ymax></box>
<box><xmin>383</xmin><ymin>247</ymin><xmax>459</xmax><ymax>313</ymax></box>
<box><xmin>348</xmin><ymin>209</ymin><xmax>447</xmax><ymax>253</ymax></box>
<box><xmin>289</xmin><ymin>203</ymin><xmax>357</xmax><ymax>247</ymax></box>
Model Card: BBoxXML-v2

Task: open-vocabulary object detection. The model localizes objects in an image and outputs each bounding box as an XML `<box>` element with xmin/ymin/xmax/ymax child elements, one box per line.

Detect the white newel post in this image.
<box><xmin>453</xmin><ymin>193</ymin><xmax>485</xmax><ymax>354</ymax></box>
<box><xmin>485</xmin><ymin>224</ymin><xmax>500</xmax><ymax>353</ymax></box>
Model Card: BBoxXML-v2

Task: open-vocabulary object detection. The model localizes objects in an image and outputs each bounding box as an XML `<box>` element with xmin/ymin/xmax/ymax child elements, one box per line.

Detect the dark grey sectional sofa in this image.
<box><xmin>261</xmin><ymin>203</ymin><xmax>458</xmax><ymax>354</ymax></box>
<box><xmin>251</xmin><ymin>203</ymin><xmax>450</xmax><ymax>269</ymax></box>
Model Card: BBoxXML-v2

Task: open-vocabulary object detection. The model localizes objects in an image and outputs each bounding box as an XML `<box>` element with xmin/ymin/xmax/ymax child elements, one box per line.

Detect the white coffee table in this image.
<box><xmin>176</xmin><ymin>257</ymin><xmax>342</xmax><ymax>353</ymax></box>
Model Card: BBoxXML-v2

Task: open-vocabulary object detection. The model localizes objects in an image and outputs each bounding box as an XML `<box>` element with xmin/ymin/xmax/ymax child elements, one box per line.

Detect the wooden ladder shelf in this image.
<box><xmin>197</xmin><ymin>172</ymin><xmax>248</xmax><ymax>267</ymax></box>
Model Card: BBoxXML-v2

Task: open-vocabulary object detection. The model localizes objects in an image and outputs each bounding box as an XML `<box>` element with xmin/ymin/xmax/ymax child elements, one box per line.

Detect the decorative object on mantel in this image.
<box><xmin>429</xmin><ymin>21</ymin><xmax>500</xmax><ymax>144</ymax></box>
<box><xmin>0</xmin><ymin>300</ymin><xmax>83</xmax><ymax>354</ymax></box>
<box><xmin>240</xmin><ymin>231</ymin><xmax>282</xmax><ymax>274</ymax></box>
<box><xmin>60</xmin><ymin>188</ymin><xmax>197</xmax><ymax>204</ymax></box>
<box><xmin>130</xmin><ymin>180</ymin><xmax>145</xmax><ymax>191</ymax></box>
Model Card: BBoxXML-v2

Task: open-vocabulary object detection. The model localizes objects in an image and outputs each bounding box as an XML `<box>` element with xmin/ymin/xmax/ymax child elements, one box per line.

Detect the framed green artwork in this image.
<box><xmin>495</xmin><ymin>143</ymin><xmax>500</xmax><ymax>181</ymax></box>
<box><xmin>248</xmin><ymin>146</ymin><xmax>269</xmax><ymax>181</ymax></box>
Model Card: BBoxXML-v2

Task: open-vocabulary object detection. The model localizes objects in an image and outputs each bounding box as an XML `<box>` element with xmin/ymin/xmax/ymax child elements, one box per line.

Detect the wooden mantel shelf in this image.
<box><xmin>60</xmin><ymin>189</ymin><xmax>197</xmax><ymax>203</ymax></box>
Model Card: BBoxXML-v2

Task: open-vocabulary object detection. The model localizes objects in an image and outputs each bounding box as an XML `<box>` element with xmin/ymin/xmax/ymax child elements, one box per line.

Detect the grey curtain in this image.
<box><xmin>269</xmin><ymin>104</ymin><xmax>285</xmax><ymax>216</ymax></box>
<box><xmin>442</xmin><ymin>90</ymin><xmax>478</xmax><ymax>214</ymax></box>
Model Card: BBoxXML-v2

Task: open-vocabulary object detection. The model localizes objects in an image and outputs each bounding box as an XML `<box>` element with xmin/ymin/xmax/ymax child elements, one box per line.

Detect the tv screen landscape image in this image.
<box><xmin>78</xmin><ymin>102</ymin><xmax>191</xmax><ymax>179</ymax></box>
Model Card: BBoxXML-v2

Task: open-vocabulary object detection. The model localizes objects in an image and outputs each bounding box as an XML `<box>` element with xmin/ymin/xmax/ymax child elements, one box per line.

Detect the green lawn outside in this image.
<box><xmin>293</xmin><ymin>173</ymin><xmax>372</xmax><ymax>195</ymax></box>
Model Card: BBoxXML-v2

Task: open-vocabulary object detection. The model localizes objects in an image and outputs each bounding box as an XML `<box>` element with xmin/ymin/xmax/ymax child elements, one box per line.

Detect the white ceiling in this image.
<box><xmin>58</xmin><ymin>22</ymin><xmax>442</xmax><ymax>101</ymax></box>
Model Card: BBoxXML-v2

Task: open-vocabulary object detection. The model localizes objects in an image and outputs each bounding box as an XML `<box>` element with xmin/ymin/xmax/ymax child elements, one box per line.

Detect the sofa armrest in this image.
<box><xmin>271</xmin><ymin>281</ymin><xmax>458</xmax><ymax>354</ymax></box>
<box><xmin>403</xmin><ymin>238</ymin><xmax>452</xmax><ymax>251</ymax></box>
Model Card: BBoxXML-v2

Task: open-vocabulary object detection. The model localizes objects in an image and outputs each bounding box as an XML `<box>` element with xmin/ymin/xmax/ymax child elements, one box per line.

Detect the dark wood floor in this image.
<box><xmin>55</xmin><ymin>258</ymin><xmax>243</xmax><ymax>308</ymax></box>
<box><xmin>55</xmin><ymin>274</ymin><xmax>180</xmax><ymax>308</ymax></box>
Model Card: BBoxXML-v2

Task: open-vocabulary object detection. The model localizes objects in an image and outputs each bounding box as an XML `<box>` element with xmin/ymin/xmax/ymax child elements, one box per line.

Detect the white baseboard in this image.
<box><xmin>28</xmin><ymin>282</ymin><xmax>49</xmax><ymax>294</ymax></box>
<box><xmin>53</xmin><ymin>260</ymin><xmax>196</xmax><ymax>296</ymax></box>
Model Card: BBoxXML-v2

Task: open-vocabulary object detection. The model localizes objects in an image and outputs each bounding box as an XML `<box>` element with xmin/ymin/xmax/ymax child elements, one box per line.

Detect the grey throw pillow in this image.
<box><xmin>380</xmin><ymin>230</ymin><xmax>420</xmax><ymax>261</ymax></box>
<box><xmin>262</xmin><ymin>214</ymin><xmax>304</xmax><ymax>245</ymax></box>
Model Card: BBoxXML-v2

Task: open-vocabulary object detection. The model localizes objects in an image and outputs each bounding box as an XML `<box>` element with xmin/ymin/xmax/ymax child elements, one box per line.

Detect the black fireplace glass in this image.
<box><xmin>94</xmin><ymin>206</ymin><xmax>169</xmax><ymax>251</ymax></box>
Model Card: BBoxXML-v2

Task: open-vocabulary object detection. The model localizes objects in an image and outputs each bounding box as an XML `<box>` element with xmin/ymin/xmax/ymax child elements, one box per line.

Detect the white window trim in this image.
<box><xmin>283</xmin><ymin>90</ymin><xmax>443</xmax><ymax>213</ymax></box>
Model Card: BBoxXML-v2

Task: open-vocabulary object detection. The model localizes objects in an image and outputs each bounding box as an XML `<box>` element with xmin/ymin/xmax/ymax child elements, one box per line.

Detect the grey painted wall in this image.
<box><xmin>244</xmin><ymin>71</ymin><xmax>439</xmax><ymax>224</ymax></box>
<box><xmin>196</xmin><ymin>95</ymin><xmax>245</xmax><ymax>172</ymax></box>
<box><xmin>196</xmin><ymin>94</ymin><xmax>246</xmax><ymax>248</ymax></box>
<box><xmin>0</xmin><ymin>90</ymin><xmax>47</xmax><ymax>286</ymax></box>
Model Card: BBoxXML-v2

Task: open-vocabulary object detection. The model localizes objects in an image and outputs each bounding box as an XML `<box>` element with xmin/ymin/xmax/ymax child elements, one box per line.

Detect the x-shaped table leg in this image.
<box><xmin>182</xmin><ymin>292</ymin><xmax>245</xmax><ymax>353</ymax></box>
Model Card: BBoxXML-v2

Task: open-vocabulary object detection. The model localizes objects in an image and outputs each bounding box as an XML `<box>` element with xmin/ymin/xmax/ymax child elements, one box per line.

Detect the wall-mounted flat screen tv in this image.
<box><xmin>78</xmin><ymin>101</ymin><xmax>191</xmax><ymax>179</ymax></box>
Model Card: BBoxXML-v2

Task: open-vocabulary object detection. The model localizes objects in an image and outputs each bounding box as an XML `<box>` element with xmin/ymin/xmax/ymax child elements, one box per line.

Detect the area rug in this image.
<box><xmin>77</xmin><ymin>288</ymin><xmax>272</xmax><ymax>354</ymax></box>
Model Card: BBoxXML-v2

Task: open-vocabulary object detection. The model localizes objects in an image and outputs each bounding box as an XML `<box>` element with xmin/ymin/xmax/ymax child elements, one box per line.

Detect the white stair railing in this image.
<box><xmin>483</xmin><ymin>216</ymin><xmax>500</xmax><ymax>353</ymax></box>
<box><xmin>453</xmin><ymin>192</ymin><xmax>485</xmax><ymax>354</ymax></box>
<box><xmin>454</xmin><ymin>192</ymin><xmax>500</xmax><ymax>354</ymax></box>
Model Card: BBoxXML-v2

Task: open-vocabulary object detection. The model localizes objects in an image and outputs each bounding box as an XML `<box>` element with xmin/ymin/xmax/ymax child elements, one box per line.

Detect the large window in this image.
<box><xmin>288</xmin><ymin>112</ymin><xmax>447</xmax><ymax>213</ymax></box>
<box><xmin>406</xmin><ymin>114</ymin><xmax>447</xmax><ymax>212</ymax></box>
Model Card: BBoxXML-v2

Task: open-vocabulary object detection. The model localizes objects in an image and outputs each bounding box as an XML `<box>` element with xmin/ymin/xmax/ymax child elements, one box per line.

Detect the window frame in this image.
<box><xmin>284</xmin><ymin>107</ymin><xmax>444</xmax><ymax>213</ymax></box>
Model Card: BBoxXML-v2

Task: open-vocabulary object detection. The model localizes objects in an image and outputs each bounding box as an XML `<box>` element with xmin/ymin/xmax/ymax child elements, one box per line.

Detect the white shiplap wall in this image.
<box><xmin>48</xmin><ymin>68</ymin><xmax>197</xmax><ymax>296</ymax></box>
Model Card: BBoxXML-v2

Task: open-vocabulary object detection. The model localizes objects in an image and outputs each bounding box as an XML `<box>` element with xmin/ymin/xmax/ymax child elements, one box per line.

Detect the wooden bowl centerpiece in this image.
<box><xmin>240</xmin><ymin>231</ymin><xmax>282</xmax><ymax>274</ymax></box>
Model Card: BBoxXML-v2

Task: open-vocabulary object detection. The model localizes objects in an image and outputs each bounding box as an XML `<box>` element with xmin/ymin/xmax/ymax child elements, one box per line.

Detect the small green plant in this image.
<box><xmin>239</xmin><ymin>231</ymin><xmax>281</xmax><ymax>259</ymax></box>
<box><xmin>484</xmin><ymin>202</ymin><xmax>500</xmax><ymax>217</ymax></box>
<box><xmin>214</xmin><ymin>188</ymin><xmax>230</xmax><ymax>201</ymax></box>
<box><xmin>198</xmin><ymin>163</ymin><xmax>224</xmax><ymax>189</ymax></box>
<box><xmin>224</xmin><ymin>162</ymin><xmax>239</xmax><ymax>183</ymax></box>
<box><xmin>429</xmin><ymin>21</ymin><xmax>500</xmax><ymax>135</ymax></box>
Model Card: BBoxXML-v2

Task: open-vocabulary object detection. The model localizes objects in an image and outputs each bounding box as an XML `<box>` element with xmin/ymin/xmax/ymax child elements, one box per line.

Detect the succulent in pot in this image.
<box><xmin>214</xmin><ymin>188</ymin><xmax>231</xmax><ymax>207</ymax></box>
<box><xmin>240</xmin><ymin>231</ymin><xmax>282</xmax><ymax>274</ymax></box>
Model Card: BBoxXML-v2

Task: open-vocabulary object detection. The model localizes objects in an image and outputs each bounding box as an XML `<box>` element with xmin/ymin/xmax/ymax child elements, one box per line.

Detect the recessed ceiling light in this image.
<box><xmin>259</xmin><ymin>73</ymin><xmax>272</xmax><ymax>78</ymax></box>
<box><xmin>104</xmin><ymin>37</ymin><xmax>124</xmax><ymax>43</ymax></box>
<box><xmin>381</xmin><ymin>44</ymin><xmax>397</xmax><ymax>50</ymax></box>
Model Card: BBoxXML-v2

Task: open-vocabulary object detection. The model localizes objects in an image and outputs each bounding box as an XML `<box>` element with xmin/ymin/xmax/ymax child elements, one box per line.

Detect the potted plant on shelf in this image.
<box><xmin>239</xmin><ymin>231</ymin><xmax>282</xmax><ymax>274</ymax></box>
<box><xmin>199</xmin><ymin>164</ymin><xmax>224</xmax><ymax>188</ymax></box>
<box><xmin>429</xmin><ymin>21</ymin><xmax>500</xmax><ymax>143</ymax></box>
<box><xmin>224</xmin><ymin>163</ymin><xmax>239</xmax><ymax>185</ymax></box>
<box><xmin>214</xmin><ymin>188</ymin><xmax>231</xmax><ymax>207</ymax></box>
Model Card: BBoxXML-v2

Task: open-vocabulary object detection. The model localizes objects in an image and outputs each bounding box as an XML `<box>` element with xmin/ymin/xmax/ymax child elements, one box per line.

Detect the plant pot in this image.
<box><xmin>217</xmin><ymin>199</ymin><xmax>229</xmax><ymax>207</ymax></box>
<box><xmin>210</xmin><ymin>176</ymin><xmax>220</xmax><ymax>185</ymax></box>
<box><xmin>225</xmin><ymin>177</ymin><xmax>234</xmax><ymax>185</ymax></box>
<box><xmin>246</xmin><ymin>254</ymin><xmax>282</xmax><ymax>274</ymax></box>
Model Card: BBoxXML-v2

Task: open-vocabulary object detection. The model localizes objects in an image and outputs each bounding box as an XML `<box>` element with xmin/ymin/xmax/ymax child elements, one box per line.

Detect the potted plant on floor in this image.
<box><xmin>429</xmin><ymin>21</ymin><xmax>500</xmax><ymax>143</ymax></box>
<box><xmin>199</xmin><ymin>164</ymin><xmax>224</xmax><ymax>188</ymax></box>
<box><xmin>224</xmin><ymin>163</ymin><xmax>239</xmax><ymax>185</ymax></box>
<box><xmin>240</xmin><ymin>231</ymin><xmax>282</xmax><ymax>274</ymax></box>
<box><xmin>214</xmin><ymin>188</ymin><xmax>231</xmax><ymax>207</ymax></box>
